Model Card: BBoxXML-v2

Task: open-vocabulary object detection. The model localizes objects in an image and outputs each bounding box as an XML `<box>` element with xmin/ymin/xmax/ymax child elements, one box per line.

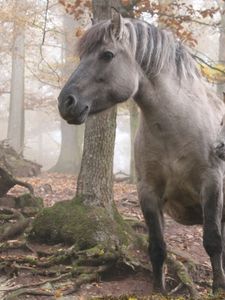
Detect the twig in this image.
<box><xmin>168</xmin><ymin>282</ymin><xmax>184</xmax><ymax>295</ymax></box>
<box><xmin>14</xmin><ymin>179</ymin><xmax>34</xmax><ymax>194</ymax></box>
<box><xmin>0</xmin><ymin>272</ymin><xmax>71</xmax><ymax>292</ymax></box>
<box><xmin>3</xmin><ymin>288</ymin><xmax>54</xmax><ymax>300</ymax></box>
<box><xmin>42</xmin><ymin>0</ymin><xmax>49</xmax><ymax>45</ymax></box>
<box><xmin>193</xmin><ymin>54</ymin><xmax>225</xmax><ymax>77</ymax></box>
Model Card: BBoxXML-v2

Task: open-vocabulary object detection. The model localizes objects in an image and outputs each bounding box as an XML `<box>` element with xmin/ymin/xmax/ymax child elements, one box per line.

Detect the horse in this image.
<box><xmin>58</xmin><ymin>11</ymin><xmax>225</xmax><ymax>294</ymax></box>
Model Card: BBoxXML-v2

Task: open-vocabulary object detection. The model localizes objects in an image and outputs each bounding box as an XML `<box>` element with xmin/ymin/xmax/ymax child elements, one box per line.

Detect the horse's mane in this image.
<box><xmin>78</xmin><ymin>21</ymin><xmax>111</xmax><ymax>57</ymax></box>
<box><xmin>78</xmin><ymin>18</ymin><xmax>200</xmax><ymax>80</ymax></box>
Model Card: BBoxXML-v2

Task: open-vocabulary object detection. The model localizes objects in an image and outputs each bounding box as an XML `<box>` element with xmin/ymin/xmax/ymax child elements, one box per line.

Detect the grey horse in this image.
<box><xmin>58</xmin><ymin>12</ymin><xmax>225</xmax><ymax>294</ymax></box>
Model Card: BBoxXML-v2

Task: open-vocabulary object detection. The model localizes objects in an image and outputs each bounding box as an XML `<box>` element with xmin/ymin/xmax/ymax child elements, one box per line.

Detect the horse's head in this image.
<box><xmin>58</xmin><ymin>12</ymin><xmax>139</xmax><ymax>124</ymax></box>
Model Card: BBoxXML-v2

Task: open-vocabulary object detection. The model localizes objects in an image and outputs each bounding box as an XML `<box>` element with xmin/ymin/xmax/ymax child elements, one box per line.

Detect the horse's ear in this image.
<box><xmin>110</xmin><ymin>8</ymin><xmax>124</xmax><ymax>40</ymax></box>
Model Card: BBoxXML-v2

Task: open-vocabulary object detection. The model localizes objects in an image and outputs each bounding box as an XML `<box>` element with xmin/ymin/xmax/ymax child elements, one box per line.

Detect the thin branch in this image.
<box><xmin>25</xmin><ymin>63</ymin><xmax>60</xmax><ymax>89</ymax></box>
<box><xmin>42</xmin><ymin>0</ymin><xmax>50</xmax><ymax>46</ymax></box>
<box><xmin>193</xmin><ymin>54</ymin><xmax>225</xmax><ymax>77</ymax></box>
<box><xmin>157</xmin><ymin>11</ymin><xmax>219</xmax><ymax>27</ymax></box>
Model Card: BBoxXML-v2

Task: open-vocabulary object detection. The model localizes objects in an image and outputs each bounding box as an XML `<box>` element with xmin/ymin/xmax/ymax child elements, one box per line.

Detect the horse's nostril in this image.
<box><xmin>65</xmin><ymin>95</ymin><xmax>76</xmax><ymax>108</ymax></box>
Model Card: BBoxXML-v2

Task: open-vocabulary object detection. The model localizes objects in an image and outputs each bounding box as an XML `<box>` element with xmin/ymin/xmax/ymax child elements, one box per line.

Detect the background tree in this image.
<box><xmin>7</xmin><ymin>0</ymin><xmax>26</xmax><ymax>154</ymax></box>
<box><xmin>217</xmin><ymin>0</ymin><xmax>225</xmax><ymax>98</ymax></box>
<box><xmin>51</xmin><ymin>13</ymin><xmax>84</xmax><ymax>174</ymax></box>
<box><xmin>128</xmin><ymin>100</ymin><xmax>138</xmax><ymax>183</ymax></box>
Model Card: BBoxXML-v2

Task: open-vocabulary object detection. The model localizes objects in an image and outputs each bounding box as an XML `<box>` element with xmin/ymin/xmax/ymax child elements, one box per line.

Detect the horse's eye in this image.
<box><xmin>100</xmin><ymin>51</ymin><xmax>114</xmax><ymax>61</ymax></box>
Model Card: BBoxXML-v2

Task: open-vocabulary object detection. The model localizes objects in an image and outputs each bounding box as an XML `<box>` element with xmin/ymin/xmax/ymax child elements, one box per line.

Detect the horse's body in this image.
<box><xmin>135</xmin><ymin>77</ymin><xmax>224</xmax><ymax>225</ymax></box>
<box><xmin>58</xmin><ymin>12</ymin><xmax>225</xmax><ymax>293</ymax></box>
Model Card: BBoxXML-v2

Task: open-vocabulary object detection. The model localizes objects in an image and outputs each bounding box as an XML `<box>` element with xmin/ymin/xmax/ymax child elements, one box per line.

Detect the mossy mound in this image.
<box><xmin>29</xmin><ymin>198</ymin><xmax>133</xmax><ymax>249</ymax></box>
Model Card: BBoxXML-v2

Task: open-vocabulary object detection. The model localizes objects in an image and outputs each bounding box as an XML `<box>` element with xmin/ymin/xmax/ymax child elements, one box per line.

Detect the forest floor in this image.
<box><xmin>1</xmin><ymin>173</ymin><xmax>213</xmax><ymax>299</ymax></box>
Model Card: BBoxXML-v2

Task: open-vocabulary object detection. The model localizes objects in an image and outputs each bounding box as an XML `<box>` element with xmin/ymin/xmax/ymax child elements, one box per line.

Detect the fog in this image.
<box><xmin>0</xmin><ymin>0</ymin><xmax>224</xmax><ymax>177</ymax></box>
<box><xmin>0</xmin><ymin>95</ymin><xmax>131</xmax><ymax>173</ymax></box>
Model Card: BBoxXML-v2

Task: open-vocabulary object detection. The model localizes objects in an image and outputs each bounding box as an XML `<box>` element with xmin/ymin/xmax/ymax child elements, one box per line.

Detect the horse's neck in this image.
<box><xmin>134</xmin><ymin>73</ymin><xmax>182</xmax><ymax>114</ymax></box>
<box><xmin>134</xmin><ymin>73</ymin><xmax>223</xmax><ymax>143</ymax></box>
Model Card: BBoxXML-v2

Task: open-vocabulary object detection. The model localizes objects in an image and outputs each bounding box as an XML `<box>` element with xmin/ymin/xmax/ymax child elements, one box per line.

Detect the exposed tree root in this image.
<box><xmin>3</xmin><ymin>287</ymin><xmax>54</xmax><ymax>300</ymax></box>
<box><xmin>1</xmin><ymin>246</ymin><xmax>120</xmax><ymax>299</ymax></box>
<box><xmin>0</xmin><ymin>197</ymin><xmax>209</xmax><ymax>299</ymax></box>
<box><xmin>0</xmin><ymin>237</ymin><xmax>208</xmax><ymax>300</ymax></box>
<box><xmin>0</xmin><ymin>167</ymin><xmax>33</xmax><ymax>197</ymax></box>
<box><xmin>0</xmin><ymin>207</ymin><xmax>30</xmax><ymax>242</ymax></box>
<box><xmin>167</xmin><ymin>254</ymin><xmax>199</xmax><ymax>299</ymax></box>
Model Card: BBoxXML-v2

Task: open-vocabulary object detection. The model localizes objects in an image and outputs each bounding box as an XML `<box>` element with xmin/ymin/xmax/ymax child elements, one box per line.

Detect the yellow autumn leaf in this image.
<box><xmin>200</xmin><ymin>63</ymin><xmax>225</xmax><ymax>83</ymax></box>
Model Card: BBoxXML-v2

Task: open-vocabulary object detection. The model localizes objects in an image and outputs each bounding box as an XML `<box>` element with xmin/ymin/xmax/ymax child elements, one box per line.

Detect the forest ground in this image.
<box><xmin>1</xmin><ymin>173</ymin><xmax>212</xmax><ymax>299</ymax></box>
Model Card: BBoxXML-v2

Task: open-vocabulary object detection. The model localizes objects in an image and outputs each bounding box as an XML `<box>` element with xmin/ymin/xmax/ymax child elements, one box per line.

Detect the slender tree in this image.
<box><xmin>217</xmin><ymin>1</ymin><xmax>225</xmax><ymax>98</ymax></box>
<box><xmin>129</xmin><ymin>100</ymin><xmax>138</xmax><ymax>183</ymax></box>
<box><xmin>51</xmin><ymin>14</ymin><xmax>84</xmax><ymax>174</ymax></box>
<box><xmin>7</xmin><ymin>1</ymin><xmax>26</xmax><ymax>154</ymax></box>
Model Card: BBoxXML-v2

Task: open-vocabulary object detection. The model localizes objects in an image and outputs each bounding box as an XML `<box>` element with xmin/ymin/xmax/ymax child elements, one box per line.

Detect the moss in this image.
<box><xmin>29</xmin><ymin>198</ymin><xmax>133</xmax><ymax>249</ymax></box>
<box><xmin>15</xmin><ymin>193</ymin><xmax>43</xmax><ymax>209</ymax></box>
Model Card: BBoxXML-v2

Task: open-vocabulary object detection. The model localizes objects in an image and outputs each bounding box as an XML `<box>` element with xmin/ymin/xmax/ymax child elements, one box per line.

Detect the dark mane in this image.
<box><xmin>78</xmin><ymin>18</ymin><xmax>199</xmax><ymax>79</ymax></box>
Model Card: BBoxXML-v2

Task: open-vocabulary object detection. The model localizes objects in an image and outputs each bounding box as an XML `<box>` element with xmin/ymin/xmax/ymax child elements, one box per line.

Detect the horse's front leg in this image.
<box><xmin>138</xmin><ymin>185</ymin><xmax>166</xmax><ymax>293</ymax></box>
<box><xmin>202</xmin><ymin>171</ymin><xmax>225</xmax><ymax>292</ymax></box>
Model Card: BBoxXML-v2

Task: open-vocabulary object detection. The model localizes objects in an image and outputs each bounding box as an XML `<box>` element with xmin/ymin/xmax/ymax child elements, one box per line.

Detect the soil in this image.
<box><xmin>1</xmin><ymin>173</ymin><xmax>212</xmax><ymax>299</ymax></box>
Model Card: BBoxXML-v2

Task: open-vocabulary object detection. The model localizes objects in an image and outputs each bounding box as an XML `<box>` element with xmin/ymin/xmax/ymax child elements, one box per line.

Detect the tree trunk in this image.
<box><xmin>51</xmin><ymin>119</ymin><xmax>84</xmax><ymax>174</ymax></box>
<box><xmin>129</xmin><ymin>100</ymin><xmax>139</xmax><ymax>183</ymax></box>
<box><xmin>217</xmin><ymin>1</ymin><xmax>225</xmax><ymax>98</ymax></box>
<box><xmin>76</xmin><ymin>0</ymin><xmax>120</xmax><ymax>215</ymax></box>
<box><xmin>7</xmin><ymin>1</ymin><xmax>26</xmax><ymax>154</ymax></box>
<box><xmin>30</xmin><ymin>0</ymin><xmax>133</xmax><ymax>248</ymax></box>
<box><xmin>51</xmin><ymin>14</ymin><xmax>84</xmax><ymax>174</ymax></box>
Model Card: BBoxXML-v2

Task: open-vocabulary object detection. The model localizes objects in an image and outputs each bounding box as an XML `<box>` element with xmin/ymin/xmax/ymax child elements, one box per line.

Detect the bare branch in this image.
<box><xmin>193</xmin><ymin>54</ymin><xmax>225</xmax><ymax>77</ymax></box>
<box><xmin>42</xmin><ymin>0</ymin><xmax>50</xmax><ymax>46</ymax></box>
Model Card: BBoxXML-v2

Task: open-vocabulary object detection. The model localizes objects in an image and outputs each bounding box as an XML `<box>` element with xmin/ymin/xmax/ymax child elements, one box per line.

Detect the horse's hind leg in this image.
<box><xmin>202</xmin><ymin>171</ymin><xmax>225</xmax><ymax>292</ymax></box>
<box><xmin>138</xmin><ymin>186</ymin><xmax>166</xmax><ymax>293</ymax></box>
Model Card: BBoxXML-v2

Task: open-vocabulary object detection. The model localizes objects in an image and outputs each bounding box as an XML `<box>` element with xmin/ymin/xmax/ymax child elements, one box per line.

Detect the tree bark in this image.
<box><xmin>129</xmin><ymin>100</ymin><xmax>139</xmax><ymax>183</ymax></box>
<box><xmin>7</xmin><ymin>1</ymin><xmax>26</xmax><ymax>154</ymax></box>
<box><xmin>51</xmin><ymin>119</ymin><xmax>83</xmax><ymax>174</ymax></box>
<box><xmin>76</xmin><ymin>0</ymin><xmax>121</xmax><ymax>216</ymax></box>
<box><xmin>217</xmin><ymin>1</ymin><xmax>225</xmax><ymax>98</ymax></box>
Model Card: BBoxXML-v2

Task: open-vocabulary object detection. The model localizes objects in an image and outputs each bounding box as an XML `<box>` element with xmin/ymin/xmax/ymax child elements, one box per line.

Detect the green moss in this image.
<box><xmin>15</xmin><ymin>193</ymin><xmax>43</xmax><ymax>209</ymax></box>
<box><xmin>29</xmin><ymin>198</ymin><xmax>132</xmax><ymax>249</ymax></box>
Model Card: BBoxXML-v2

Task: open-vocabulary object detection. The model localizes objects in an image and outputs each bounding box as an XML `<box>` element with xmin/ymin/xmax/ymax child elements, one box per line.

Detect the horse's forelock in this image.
<box><xmin>78</xmin><ymin>21</ymin><xmax>111</xmax><ymax>57</ymax></box>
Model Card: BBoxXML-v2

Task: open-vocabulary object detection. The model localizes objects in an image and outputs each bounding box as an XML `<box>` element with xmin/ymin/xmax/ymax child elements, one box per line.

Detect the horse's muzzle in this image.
<box><xmin>58</xmin><ymin>94</ymin><xmax>89</xmax><ymax>125</ymax></box>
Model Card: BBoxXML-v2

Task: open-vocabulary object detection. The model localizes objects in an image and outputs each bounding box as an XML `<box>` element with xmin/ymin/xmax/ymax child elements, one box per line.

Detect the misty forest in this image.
<box><xmin>0</xmin><ymin>0</ymin><xmax>225</xmax><ymax>299</ymax></box>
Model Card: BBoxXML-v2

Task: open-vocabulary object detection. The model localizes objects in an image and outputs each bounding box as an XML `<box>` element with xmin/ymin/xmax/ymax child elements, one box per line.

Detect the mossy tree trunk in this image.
<box><xmin>31</xmin><ymin>0</ymin><xmax>132</xmax><ymax>248</ymax></box>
